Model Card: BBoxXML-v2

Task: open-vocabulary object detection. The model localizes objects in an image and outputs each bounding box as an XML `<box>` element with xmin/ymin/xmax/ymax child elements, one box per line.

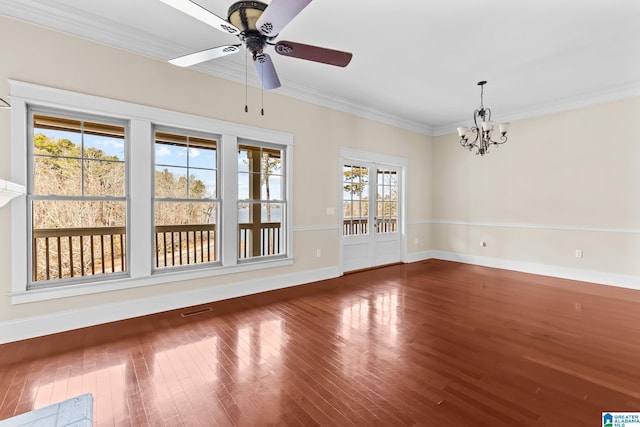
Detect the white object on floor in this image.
<box><xmin>0</xmin><ymin>394</ymin><xmax>93</xmax><ymax>427</ymax></box>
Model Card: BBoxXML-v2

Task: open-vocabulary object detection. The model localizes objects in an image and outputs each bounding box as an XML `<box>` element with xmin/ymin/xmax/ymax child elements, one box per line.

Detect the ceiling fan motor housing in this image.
<box><xmin>228</xmin><ymin>1</ymin><xmax>271</xmax><ymax>58</ymax></box>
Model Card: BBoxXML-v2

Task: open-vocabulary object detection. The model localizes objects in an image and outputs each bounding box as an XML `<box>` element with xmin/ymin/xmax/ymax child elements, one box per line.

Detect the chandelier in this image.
<box><xmin>457</xmin><ymin>81</ymin><xmax>509</xmax><ymax>156</ymax></box>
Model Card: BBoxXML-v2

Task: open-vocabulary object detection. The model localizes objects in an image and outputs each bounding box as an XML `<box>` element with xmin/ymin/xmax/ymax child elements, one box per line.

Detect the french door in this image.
<box><xmin>341</xmin><ymin>160</ymin><xmax>403</xmax><ymax>272</ymax></box>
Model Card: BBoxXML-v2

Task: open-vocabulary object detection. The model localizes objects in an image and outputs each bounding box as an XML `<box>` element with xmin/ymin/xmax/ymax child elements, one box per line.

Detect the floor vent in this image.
<box><xmin>180</xmin><ymin>307</ymin><xmax>213</xmax><ymax>318</ymax></box>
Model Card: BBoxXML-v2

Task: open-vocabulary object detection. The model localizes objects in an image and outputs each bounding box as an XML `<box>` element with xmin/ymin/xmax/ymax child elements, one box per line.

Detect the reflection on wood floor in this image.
<box><xmin>1</xmin><ymin>259</ymin><xmax>640</xmax><ymax>426</ymax></box>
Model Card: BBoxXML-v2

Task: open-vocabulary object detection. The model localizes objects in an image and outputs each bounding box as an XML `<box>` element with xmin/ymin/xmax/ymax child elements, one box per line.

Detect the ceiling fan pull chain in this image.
<box><xmin>244</xmin><ymin>49</ymin><xmax>249</xmax><ymax>113</ymax></box>
<box><xmin>261</xmin><ymin>59</ymin><xmax>265</xmax><ymax>116</ymax></box>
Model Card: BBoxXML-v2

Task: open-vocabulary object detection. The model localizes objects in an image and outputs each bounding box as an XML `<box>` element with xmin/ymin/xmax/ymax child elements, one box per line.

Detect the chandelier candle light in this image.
<box><xmin>457</xmin><ymin>81</ymin><xmax>510</xmax><ymax>156</ymax></box>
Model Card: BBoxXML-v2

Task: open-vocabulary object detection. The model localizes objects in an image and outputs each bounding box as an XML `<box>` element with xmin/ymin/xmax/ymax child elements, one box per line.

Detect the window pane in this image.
<box><xmin>84</xmin><ymin>160</ymin><xmax>125</xmax><ymax>197</ymax></box>
<box><xmin>262</xmin><ymin>175</ymin><xmax>282</xmax><ymax>200</ymax></box>
<box><xmin>238</xmin><ymin>203</ymin><xmax>250</xmax><ymax>224</ymax></box>
<box><xmin>33</xmin><ymin>117</ymin><xmax>82</xmax><ymax>158</ymax></box>
<box><xmin>238</xmin><ymin>202</ymin><xmax>284</xmax><ymax>259</ymax></box>
<box><xmin>238</xmin><ymin>148</ymin><xmax>249</xmax><ymax>173</ymax></box>
<box><xmin>154</xmin><ymin>201</ymin><xmax>218</xmax><ymax>268</ymax></box>
<box><xmin>261</xmin><ymin>149</ymin><xmax>282</xmax><ymax>174</ymax></box>
<box><xmin>359</xmin><ymin>182</ymin><xmax>369</xmax><ymax>200</ymax></box>
<box><xmin>154</xmin><ymin>130</ymin><xmax>218</xmax><ymax>203</ymax></box>
<box><xmin>155</xmin><ymin>166</ymin><xmax>188</xmax><ymax>198</ymax></box>
<box><xmin>189</xmin><ymin>168</ymin><xmax>217</xmax><ymax>199</ymax></box>
<box><xmin>262</xmin><ymin>202</ymin><xmax>283</xmax><ymax>223</ymax></box>
<box><xmin>33</xmin><ymin>157</ymin><xmax>82</xmax><ymax>196</ymax></box>
<box><xmin>238</xmin><ymin>172</ymin><xmax>250</xmax><ymax>199</ymax></box>
<box><xmin>343</xmin><ymin>200</ymin><xmax>353</xmax><ymax>218</ymax></box>
<box><xmin>31</xmin><ymin>199</ymin><xmax>127</xmax><ymax>282</ymax></box>
<box><xmin>155</xmin><ymin>133</ymin><xmax>188</xmax><ymax>167</ymax></box>
<box><xmin>188</xmin><ymin>147</ymin><xmax>216</xmax><ymax>169</ymax></box>
<box><xmin>377</xmin><ymin>184</ymin><xmax>385</xmax><ymax>201</ymax></box>
<box><xmin>84</xmin><ymin>133</ymin><xmax>125</xmax><ymax>161</ymax></box>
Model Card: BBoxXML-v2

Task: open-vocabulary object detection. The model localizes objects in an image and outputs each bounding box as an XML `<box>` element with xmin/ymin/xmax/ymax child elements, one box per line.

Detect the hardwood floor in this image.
<box><xmin>1</xmin><ymin>259</ymin><xmax>639</xmax><ymax>426</ymax></box>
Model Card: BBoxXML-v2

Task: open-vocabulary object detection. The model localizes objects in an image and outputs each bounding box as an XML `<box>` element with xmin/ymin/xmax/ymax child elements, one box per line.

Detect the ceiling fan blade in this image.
<box><xmin>275</xmin><ymin>41</ymin><xmax>352</xmax><ymax>67</ymax></box>
<box><xmin>256</xmin><ymin>0</ymin><xmax>312</xmax><ymax>36</ymax></box>
<box><xmin>253</xmin><ymin>54</ymin><xmax>281</xmax><ymax>90</ymax></box>
<box><xmin>159</xmin><ymin>0</ymin><xmax>240</xmax><ymax>35</ymax></box>
<box><xmin>169</xmin><ymin>45</ymin><xmax>241</xmax><ymax>67</ymax></box>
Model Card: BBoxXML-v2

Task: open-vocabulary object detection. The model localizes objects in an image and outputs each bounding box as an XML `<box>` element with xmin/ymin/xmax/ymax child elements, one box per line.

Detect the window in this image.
<box><xmin>10</xmin><ymin>81</ymin><xmax>293</xmax><ymax>303</ymax></box>
<box><xmin>238</xmin><ymin>142</ymin><xmax>286</xmax><ymax>259</ymax></box>
<box><xmin>154</xmin><ymin>129</ymin><xmax>220</xmax><ymax>269</ymax></box>
<box><xmin>29</xmin><ymin>111</ymin><xmax>127</xmax><ymax>286</ymax></box>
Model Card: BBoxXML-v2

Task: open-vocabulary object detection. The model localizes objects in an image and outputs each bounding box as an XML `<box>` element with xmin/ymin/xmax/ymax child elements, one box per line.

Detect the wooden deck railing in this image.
<box><xmin>32</xmin><ymin>222</ymin><xmax>284</xmax><ymax>282</ymax></box>
<box><xmin>155</xmin><ymin>224</ymin><xmax>217</xmax><ymax>268</ymax></box>
<box><xmin>238</xmin><ymin>222</ymin><xmax>282</xmax><ymax>259</ymax></box>
<box><xmin>32</xmin><ymin>226</ymin><xmax>126</xmax><ymax>282</ymax></box>
<box><xmin>343</xmin><ymin>218</ymin><xmax>397</xmax><ymax>235</ymax></box>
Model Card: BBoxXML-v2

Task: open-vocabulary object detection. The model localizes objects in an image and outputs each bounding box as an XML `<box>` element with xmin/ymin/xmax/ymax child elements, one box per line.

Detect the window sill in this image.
<box><xmin>0</xmin><ymin>179</ymin><xmax>25</xmax><ymax>208</ymax></box>
<box><xmin>11</xmin><ymin>257</ymin><xmax>294</xmax><ymax>304</ymax></box>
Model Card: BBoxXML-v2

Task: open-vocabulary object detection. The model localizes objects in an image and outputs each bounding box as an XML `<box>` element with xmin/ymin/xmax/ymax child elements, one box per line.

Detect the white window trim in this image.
<box><xmin>9</xmin><ymin>80</ymin><xmax>294</xmax><ymax>304</ymax></box>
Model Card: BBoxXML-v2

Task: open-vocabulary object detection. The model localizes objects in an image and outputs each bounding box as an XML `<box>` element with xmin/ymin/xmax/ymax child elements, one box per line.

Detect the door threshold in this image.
<box><xmin>344</xmin><ymin>262</ymin><xmax>403</xmax><ymax>275</ymax></box>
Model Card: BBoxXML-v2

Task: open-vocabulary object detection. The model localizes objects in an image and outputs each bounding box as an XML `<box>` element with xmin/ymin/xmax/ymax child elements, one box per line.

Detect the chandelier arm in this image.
<box><xmin>459</xmin><ymin>127</ymin><xmax>480</xmax><ymax>150</ymax></box>
<box><xmin>489</xmin><ymin>134</ymin><xmax>508</xmax><ymax>145</ymax></box>
<box><xmin>473</xmin><ymin>109</ymin><xmax>481</xmax><ymax>129</ymax></box>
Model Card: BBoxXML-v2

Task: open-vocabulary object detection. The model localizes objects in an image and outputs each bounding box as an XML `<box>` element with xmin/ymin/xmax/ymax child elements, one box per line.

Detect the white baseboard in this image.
<box><xmin>3</xmin><ymin>252</ymin><xmax>639</xmax><ymax>344</ymax></box>
<box><xmin>0</xmin><ymin>266</ymin><xmax>341</xmax><ymax>344</ymax></box>
<box><xmin>421</xmin><ymin>250</ymin><xmax>640</xmax><ymax>291</ymax></box>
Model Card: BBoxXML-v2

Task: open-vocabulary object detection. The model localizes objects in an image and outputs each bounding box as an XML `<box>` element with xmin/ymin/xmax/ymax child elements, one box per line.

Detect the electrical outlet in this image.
<box><xmin>316</xmin><ymin>249</ymin><xmax>321</xmax><ymax>257</ymax></box>
<box><xmin>575</xmin><ymin>249</ymin><xmax>583</xmax><ymax>258</ymax></box>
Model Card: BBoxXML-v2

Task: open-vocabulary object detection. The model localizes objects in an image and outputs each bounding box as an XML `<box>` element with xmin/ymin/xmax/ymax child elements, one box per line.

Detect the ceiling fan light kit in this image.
<box><xmin>457</xmin><ymin>81</ymin><xmax>510</xmax><ymax>156</ymax></box>
<box><xmin>160</xmin><ymin>0</ymin><xmax>353</xmax><ymax>94</ymax></box>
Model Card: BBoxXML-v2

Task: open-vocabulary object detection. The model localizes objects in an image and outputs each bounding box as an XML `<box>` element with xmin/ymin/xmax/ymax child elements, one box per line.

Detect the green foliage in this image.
<box><xmin>34</xmin><ymin>133</ymin><xmax>80</xmax><ymax>157</ymax></box>
<box><xmin>344</xmin><ymin>166</ymin><xmax>368</xmax><ymax>195</ymax></box>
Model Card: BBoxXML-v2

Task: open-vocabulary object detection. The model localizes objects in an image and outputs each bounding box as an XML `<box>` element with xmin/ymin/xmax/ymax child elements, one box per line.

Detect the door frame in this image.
<box><xmin>339</xmin><ymin>147</ymin><xmax>407</xmax><ymax>274</ymax></box>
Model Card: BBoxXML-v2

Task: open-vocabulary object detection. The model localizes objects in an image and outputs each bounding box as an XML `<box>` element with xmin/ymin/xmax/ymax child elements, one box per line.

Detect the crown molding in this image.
<box><xmin>3</xmin><ymin>1</ymin><xmax>637</xmax><ymax>138</ymax></box>
<box><xmin>0</xmin><ymin>0</ymin><xmax>181</xmax><ymax>60</ymax></box>
<box><xmin>0</xmin><ymin>0</ymin><xmax>435</xmax><ymax>137</ymax></box>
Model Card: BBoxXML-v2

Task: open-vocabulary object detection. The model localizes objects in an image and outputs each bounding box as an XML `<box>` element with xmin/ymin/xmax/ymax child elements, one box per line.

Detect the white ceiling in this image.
<box><xmin>1</xmin><ymin>0</ymin><xmax>639</xmax><ymax>135</ymax></box>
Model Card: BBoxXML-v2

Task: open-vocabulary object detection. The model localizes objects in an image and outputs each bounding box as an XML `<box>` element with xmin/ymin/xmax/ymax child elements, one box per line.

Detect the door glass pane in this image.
<box><xmin>343</xmin><ymin>164</ymin><xmax>370</xmax><ymax>236</ymax></box>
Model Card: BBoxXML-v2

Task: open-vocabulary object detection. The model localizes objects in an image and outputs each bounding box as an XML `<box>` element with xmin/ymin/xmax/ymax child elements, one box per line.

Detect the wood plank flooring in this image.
<box><xmin>1</xmin><ymin>259</ymin><xmax>639</xmax><ymax>426</ymax></box>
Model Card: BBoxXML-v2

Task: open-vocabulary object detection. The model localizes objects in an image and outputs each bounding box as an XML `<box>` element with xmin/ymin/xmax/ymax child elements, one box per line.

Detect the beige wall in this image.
<box><xmin>0</xmin><ymin>17</ymin><xmax>431</xmax><ymax>329</ymax></box>
<box><xmin>431</xmin><ymin>97</ymin><xmax>640</xmax><ymax>278</ymax></box>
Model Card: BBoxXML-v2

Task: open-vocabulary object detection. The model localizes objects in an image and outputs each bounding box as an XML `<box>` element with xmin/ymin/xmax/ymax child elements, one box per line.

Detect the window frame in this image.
<box><xmin>152</xmin><ymin>125</ymin><xmax>222</xmax><ymax>271</ymax></box>
<box><xmin>237</xmin><ymin>139</ymin><xmax>288</xmax><ymax>262</ymax></box>
<box><xmin>9</xmin><ymin>80</ymin><xmax>294</xmax><ymax>304</ymax></box>
<box><xmin>27</xmin><ymin>108</ymin><xmax>130</xmax><ymax>288</ymax></box>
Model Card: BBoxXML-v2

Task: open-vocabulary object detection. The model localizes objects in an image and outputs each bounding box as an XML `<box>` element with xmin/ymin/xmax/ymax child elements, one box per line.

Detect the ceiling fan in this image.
<box><xmin>160</xmin><ymin>0</ymin><xmax>353</xmax><ymax>90</ymax></box>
